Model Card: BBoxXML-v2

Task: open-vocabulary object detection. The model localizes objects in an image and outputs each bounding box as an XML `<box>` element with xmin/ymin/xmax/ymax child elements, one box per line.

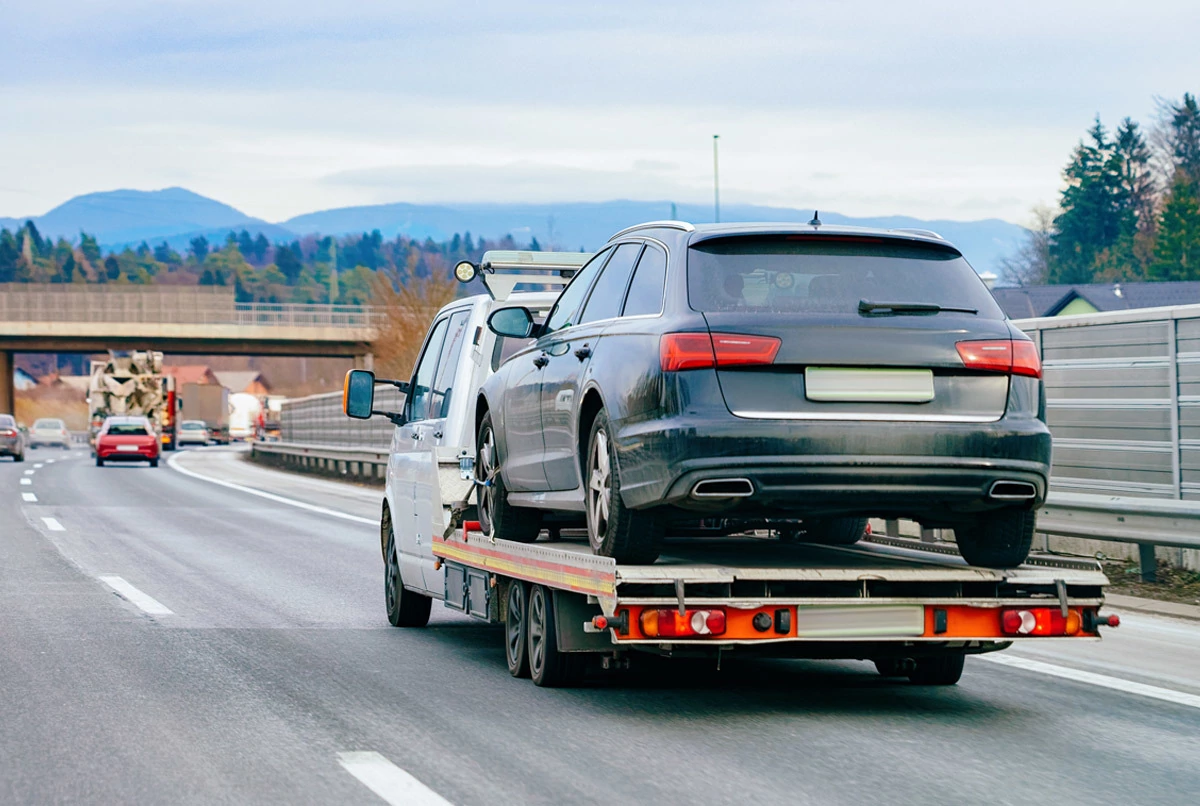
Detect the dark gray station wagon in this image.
<box><xmin>476</xmin><ymin>221</ymin><xmax>1050</xmax><ymax>568</ymax></box>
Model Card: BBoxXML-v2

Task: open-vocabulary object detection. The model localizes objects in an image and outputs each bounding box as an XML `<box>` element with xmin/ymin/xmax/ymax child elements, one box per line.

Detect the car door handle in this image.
<box><xmin>533</xmin><ymin>354</ymin><xmax>549</xmax><ymax>369</ymax></box>
<box><xmin>574</xmin><ymin>344</ymin><xmax>592</xmax><ymax>361</ymax></box>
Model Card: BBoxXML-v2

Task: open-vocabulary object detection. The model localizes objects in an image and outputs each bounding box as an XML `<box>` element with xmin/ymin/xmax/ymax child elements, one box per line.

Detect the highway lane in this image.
<box><xmin>3</xmin><ymin>447</ymin><xmax>1200</xmax><ymax>805</ymax></box>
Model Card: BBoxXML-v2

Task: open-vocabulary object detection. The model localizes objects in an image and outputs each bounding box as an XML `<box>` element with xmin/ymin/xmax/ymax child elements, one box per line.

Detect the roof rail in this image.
<box><xmin>607</xmin><ymin>220</ymin><xmax>695</xmax><ymax>241</ymax></box>
<box><xmin>465</xmin><ymin>250</ymin><xmax>595</xmax><ymax>302</ymax></box>
<box><xmin>892</xmin><ymin>228</ymin><xmax>944</xmax><ymax>240</ymax></box>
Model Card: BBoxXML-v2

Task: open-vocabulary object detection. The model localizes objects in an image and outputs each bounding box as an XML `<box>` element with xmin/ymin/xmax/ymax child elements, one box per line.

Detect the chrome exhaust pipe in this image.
<box><xmin>692</xmin><ymin>478</ymin><xmax>755</xmax><ymax>498</ymax></box>
<box><xmin>988</xmin><ymin>480</ymin><xmax>1037</xmax><ymax>500</ymax></box>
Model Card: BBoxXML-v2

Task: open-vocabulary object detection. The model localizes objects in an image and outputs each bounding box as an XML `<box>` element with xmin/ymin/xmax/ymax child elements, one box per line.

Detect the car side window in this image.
<box><xmin>428</xmin><ymin>310</ymin><xmax>471</xmax><ymax>420</ymax></box>
<box><xmin>580</xmin><ymin>243</ymin><xmax>642</xmax><ymax>324</ymax></box>
<box><xmin>405</xmin><ymin>317</ymin><xmax>450</xmax><ymax>422</ymax></box>
<box><xmin>622</xmin><ymin>244</ymin><xmax>667</xmax><ymax>316</ymax></box>
<box><xmin>543</xmin><ymin>247</ymin><xmax>612</xmax><ymax>334</ymax></box>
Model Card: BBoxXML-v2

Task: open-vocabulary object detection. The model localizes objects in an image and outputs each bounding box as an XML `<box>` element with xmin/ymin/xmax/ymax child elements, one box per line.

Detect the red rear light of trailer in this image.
<box><xmin>956</xmin><ymin>339</ymin><xmax>1042</xmax><ymax>379</ymax></box>
<box><xmin>661</xmin><ymin>333</ymin><xmax>780</xmax><ymax>371</ymax></box>
<box><xmin>1001</xmin><ymin>608</ymin><xmax>1081</xmax><ymax>636</ymax></box>
<box><xmin>639</xmin><ymin>608</ymin><xmax>727</xmax><ymax>637</ymax></box>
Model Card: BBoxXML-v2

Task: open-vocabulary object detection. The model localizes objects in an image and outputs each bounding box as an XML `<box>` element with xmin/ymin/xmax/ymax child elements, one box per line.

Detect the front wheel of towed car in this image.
<box><xmin>585</xmin><ymin>410</ymin><xmax>663</xmax><ymax>564</ymax></box>
<box><xmin>477</xmin><ymin>412</ymin><xmax>542</xmax><ymax>543</ymax></box>
<box><xmin>956</xmin><ymin>509</ymin><xmax>1036</xmax><ymax>568</ymax></box>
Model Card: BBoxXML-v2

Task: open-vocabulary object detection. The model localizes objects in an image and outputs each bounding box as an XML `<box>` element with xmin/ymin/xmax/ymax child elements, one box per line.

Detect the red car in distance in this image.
<box><xmin>95</xmin><ymin>416</ymin><xmax>160</xmax><ymax>468</ymax></box>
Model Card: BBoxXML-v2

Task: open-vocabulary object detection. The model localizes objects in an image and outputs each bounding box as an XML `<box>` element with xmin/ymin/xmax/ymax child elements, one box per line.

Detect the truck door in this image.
<box><xmin>411</xmin><ymin>309</ymin><xmax>472</xmax><ymax>593</ymax></box>
<box><xmin>539</xmin><ymin>243</ymin><xmax>640</xmax><ymax>490</ymax></box>
<box><xmin>392</xmin><ymin>316</ymin><xmax>449</xmax><ymax>591</ymax></box>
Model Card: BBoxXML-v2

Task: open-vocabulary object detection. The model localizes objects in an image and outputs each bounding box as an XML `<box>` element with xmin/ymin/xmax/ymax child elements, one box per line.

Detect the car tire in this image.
<box><xmin>150</xmin><ymin>459</ymin><xmax>159</xmax><ymax>468</ymax></box>
<box><xmin>95</xmin><ymin>457</ymin><xmax>103</xmax><ymax>467</ymax></box>
<box><xmin>476</xmin><ymin>412</ymin><xmax>542</xmax><ymax>543</ymax></box>
<box><xmin>505</xmin><ymin>581</ymin><xmax>531</xmax><ymax>678</ymax></box>
<box><xmin>874</xmin><ymin>658</ymin><xmax>912</xmax><ymax>677</ymax></box>
<box><xmin>907</xmin><ymin>653</ymin><xmax>966</xmax><ymax>686</ymax></box>
<box><xmin>956</xmin><ymin>509</ymin><xmax>1036</xmax><ymax>568</ymax></box>
<box><xmin>791</xmin><ymin>517</ymin><xmax>868</xmax><ymax>546</ymax></box>
<box><xmin>527</xmin><ymin>584</ymin><xmax>578</xmax><ymax>687</ymax></box>
<box><xmin>384</xmin><ymin>522</ymin><xmax>431</xmax><ymax>628</ymax></box>
<box><xmin>585</xmin><ymin>409</ymin><xmax>664</xmax><ymax>564</ymax></box>
<box><xmin>14</xmin><ymin>453</ymin><xmax>23</xmax><ymax>463</ymax></box>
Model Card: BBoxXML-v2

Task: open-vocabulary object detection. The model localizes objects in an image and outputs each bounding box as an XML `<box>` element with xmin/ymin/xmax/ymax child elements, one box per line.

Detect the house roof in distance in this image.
<box><xmin>162</xmin><ymin>365</ymin><xmax>220</xmax><ymax>386</ymax></box>
<box><xmin>990</xmin><ymin>281</ymin><xmax>1200</xmax><ymax>319</ymax></box>
<box><xmin>213</xmin><ymin>370</ymin><xmax>269</xmax><ymax>394</ymax></box>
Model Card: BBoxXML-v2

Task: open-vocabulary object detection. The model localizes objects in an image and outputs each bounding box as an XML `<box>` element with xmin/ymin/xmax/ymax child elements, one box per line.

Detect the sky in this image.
<box><xmin>1</xmin><ymin>0</ymin><xmax>1198</xmax><ymax>226</ymax></box>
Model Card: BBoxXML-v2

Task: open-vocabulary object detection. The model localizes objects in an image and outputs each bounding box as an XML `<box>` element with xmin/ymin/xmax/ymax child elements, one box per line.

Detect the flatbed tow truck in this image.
<box><xmin>343</xmin><ymin>245</ymin><xmax>1118</xmax><ymax>689</ymax></box>
<box><xmin>433</xmin><ymin>523</ymin><xmax>1115</xmax><ymax>687</ymax></box>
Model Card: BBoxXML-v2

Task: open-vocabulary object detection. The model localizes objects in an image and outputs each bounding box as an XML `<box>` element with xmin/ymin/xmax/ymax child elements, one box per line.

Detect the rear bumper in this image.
<box><xmin>98</xmin><ymin>450</ymin><xmax>158</xmax><ymax>461</ymax></box>
<box><xmin>0</xmin><ymin>439</ymin><xmax>21</xmax><ymax>455</ymax></box>
<box><xmin>616</xmin><ymin>414</ymin><xmax>1051</xmax><ymax>521</ymax></box>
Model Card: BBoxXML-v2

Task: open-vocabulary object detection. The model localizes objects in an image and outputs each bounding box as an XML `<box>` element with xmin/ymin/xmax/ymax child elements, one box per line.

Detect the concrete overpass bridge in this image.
<box><xmin>0</xmin><ymin>284</ymin><xmax>381</xmax><ymax>412</ymax></box>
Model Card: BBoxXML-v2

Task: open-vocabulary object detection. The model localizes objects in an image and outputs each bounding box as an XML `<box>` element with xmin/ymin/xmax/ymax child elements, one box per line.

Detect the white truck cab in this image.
<box><xmin>345</xmin><ymin>252</ymin><xmax>590</xmax><ymax>605</ymax></box>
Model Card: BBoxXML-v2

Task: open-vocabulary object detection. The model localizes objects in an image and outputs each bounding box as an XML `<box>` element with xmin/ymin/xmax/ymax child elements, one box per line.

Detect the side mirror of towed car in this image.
<box><xmin>343</xmin><ymin>370</ymin><xmax>408</xmax><ymax>426</ymax></box>
<box><xmin>488</xmin><ymin>307</ymin><xmax>536</xmax><ymax>339</ymax></box>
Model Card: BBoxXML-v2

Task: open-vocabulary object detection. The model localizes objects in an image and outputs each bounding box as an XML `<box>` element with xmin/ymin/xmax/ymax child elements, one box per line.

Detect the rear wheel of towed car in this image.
<box><xmin>955</xmin><ymin>509</ymin><xmax>1036</xmax><ymax>568</ymax></box>
<box><xmin>585</xmin><ymin>409</ymin><xmax>664</xmax><ymax>564</ymax></box>
<box><xmin>476</xmin><ymin>412</ymin><xmax>542</xmax><ymax>543</ymax></box>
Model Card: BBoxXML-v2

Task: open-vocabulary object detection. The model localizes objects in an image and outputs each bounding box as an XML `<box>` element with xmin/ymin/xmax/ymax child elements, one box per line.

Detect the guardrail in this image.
<box><xmin>250</xmin><ymin>441</ymin><xmax>390</xmax><ymax>483</ymax></box>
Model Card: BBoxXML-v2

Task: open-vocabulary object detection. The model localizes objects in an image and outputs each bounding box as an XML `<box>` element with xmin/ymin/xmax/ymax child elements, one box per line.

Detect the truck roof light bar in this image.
<box><xmin>454</xmin><ymin>250</ymin><xmax>595</xmax><ymax>301</ymax></box>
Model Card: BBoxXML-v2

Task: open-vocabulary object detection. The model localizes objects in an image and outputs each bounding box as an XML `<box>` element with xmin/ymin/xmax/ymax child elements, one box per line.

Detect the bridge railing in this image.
<box><xmin>0</xmin><ymin>284</ymin><xmax>382</xmax><ymax>329</ymax></box>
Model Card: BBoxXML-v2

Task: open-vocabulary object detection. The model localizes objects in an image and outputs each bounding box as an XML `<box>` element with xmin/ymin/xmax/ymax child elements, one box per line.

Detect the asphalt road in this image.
<box><xmin>3</xmin><ymin>445</ymin><xmax>1200</xmax><ymax>805</ymax></box>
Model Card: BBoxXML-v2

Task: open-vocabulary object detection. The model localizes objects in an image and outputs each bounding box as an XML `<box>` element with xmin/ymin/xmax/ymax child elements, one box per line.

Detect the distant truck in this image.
<box><xmin>87</xmin><ymin>350</ymin><xmax>174</xmax><ymax>450</ymax></box>
<box><xmin>180</xmin><ymin>383</ymin><xmax>230</xmax><ymax>444</ymax></box>
<box><xmin>229</xmin><ymin>393</ymin><xmax>262</xmax><ymax>440</ymax></box>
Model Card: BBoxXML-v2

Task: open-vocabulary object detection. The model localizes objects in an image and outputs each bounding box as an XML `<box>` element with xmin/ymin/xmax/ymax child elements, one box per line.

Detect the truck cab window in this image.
<box><xmin>406</xmin><ymin>317</ymin><xmax>449</xmax><ymax>422</ymax></box>
<box><xmin>428</xmin><ymin>310</ymin><xmax>471</xmax><ymax>420</ymax></box>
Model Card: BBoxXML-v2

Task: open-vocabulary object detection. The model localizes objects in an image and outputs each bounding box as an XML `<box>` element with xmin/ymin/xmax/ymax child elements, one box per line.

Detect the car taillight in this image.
<box><xmin>956</xmin><ymin>339</ymin><xmax>1041</xmax><ymax>378</ymax></box>
<box><xmin>639</xmin><ymin>608</ymin><xmax>726</xmax><ymax>637</ymax></box>
<box><xmin>0</xmin><ymin>429</ymin><xmax>15</xmax><ymax>437</ymax></box>
<box><xmin>660</xmin><ymin>333</ymin><xmax>781</xmax><ymax>371</ymax></box>
<box><xmin>1000</xmin><ymin>607</ymin><xmax>1082</xmax><ymax>636</ymax></box>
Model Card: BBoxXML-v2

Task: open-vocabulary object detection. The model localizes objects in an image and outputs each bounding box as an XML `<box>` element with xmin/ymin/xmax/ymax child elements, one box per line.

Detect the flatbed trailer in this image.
<box><xmin>433</xmin><ymin>526</ymin><xmax>1116</xmax><ymax>687</ymax></box>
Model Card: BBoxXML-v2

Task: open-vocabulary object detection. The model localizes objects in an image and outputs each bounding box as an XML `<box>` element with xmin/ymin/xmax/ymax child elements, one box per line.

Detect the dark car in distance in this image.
<box><xmin>475</xmin><ymin>221</ymin><xmax>1051</xmax><ymax>568</ymax></box>
<box><xmin>0</xmin><ymin>414</ymin><xmax>24</xmax><ymax>462</ymax></box>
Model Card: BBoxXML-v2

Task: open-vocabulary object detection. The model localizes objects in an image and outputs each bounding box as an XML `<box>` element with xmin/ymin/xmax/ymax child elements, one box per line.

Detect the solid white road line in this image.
<box><xmin>22</xmin><ymin>492</ymin><xmax>37</xmax><ymax>502</ymax></box>
<box><xmin>980</xmin><ymin>653</ymin><xmax>1200</xmax><ymax>711</ymax></box>
<box><xmin>41</xmin><ymin>517</ymin><xmax>64</xmax><ymax>532</ymax></box>
<box><xmin>167</xmin><ymin>453</ymin><xmax>376</xmax><ymax>526</ymax></box>
<box><xmin>337</xmin><ymin>752</ymin><xmax>451</xmax><ymax>806</ymax></box>
<box><xmin>97</xmin><ymin>576</ymin><xmax>174</xmax><ymax>616</ymax></box>
<box><xmin>20</xmin><ymin>478</ymin><xmax>31</xmax><ymax>485</ymax></box>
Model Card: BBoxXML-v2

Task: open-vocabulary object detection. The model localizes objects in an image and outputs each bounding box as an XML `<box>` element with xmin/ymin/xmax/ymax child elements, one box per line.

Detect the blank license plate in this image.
<box><xmin>117</xmin><ymin>445</ymin><xmax>140</xmax><ymax>452</ymax></box>
<box><xmin>805</xmin><ymin>367</ymin><xmax>935</xmax><ymax>403</ymax></box>
<box><xmin>794</xmin><ymin>605</ymin><xmax>925</xmax><ymax>638</ymax></box>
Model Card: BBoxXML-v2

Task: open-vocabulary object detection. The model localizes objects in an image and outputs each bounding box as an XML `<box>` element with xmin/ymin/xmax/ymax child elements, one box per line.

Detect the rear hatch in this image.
<box><xmin>688</xmin><ymin>235</ymin><xmax>1013</xmax><ymax>422</ymax></box>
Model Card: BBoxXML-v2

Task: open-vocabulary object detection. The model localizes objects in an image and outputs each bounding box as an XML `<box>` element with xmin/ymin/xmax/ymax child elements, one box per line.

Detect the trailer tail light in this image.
<box><xmin>956</xmin><ymin>339</ymin><xmax>1042</xmax><ymax>378</ymax></box>
<box><xmin>660</xmin><ymin>333</ymin><xmax>781</xmax><ymax>371</ymax></box>
<box><xmin>639</xmin><ymin>608</ymin><xmax>727</xmax><ymax>637</ymax></box>
<box><xmin>1001</xmin><ymin>608</ymin><xmax>1082</xmax><ymax>636</ymax></box>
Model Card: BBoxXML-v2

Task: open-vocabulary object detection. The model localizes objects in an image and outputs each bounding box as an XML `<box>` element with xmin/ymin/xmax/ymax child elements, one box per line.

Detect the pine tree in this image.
<box><xmin>1150</xmin><ymin>178</ymin><xmax>1200</xmax><ymax>280</ymax></box>
<box><xmin>79</xmin><ymin>232</ymin><xmax>102</xmax><ymax>265</ymax></box>
<box><xmin>190</xmin><ymin>236</ymin><xmax>209</xmax><ymax>263</ymax></box>
<box><xmin>0</xmin><ymin>229</ymin><xmax>19</xmax><ymax>282</ymax></box>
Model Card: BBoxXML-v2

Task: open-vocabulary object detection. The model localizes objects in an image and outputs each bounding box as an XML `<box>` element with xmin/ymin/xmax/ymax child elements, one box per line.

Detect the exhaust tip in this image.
<box><xmin>692</xmin><ymin>478</ymin><xmax>755</xmax><ymax>498</ymax></box>
<box><xmin>989</xmin><ymin>480</ymin><xmax>1037</xmax><ymax>500</ymax></box>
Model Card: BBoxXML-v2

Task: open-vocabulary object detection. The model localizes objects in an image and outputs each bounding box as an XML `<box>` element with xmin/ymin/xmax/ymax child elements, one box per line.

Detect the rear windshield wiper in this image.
<box><xmin>858</xmin><ymin>300</ymin><xmax>978</xmax><ymax>315</ymax></box>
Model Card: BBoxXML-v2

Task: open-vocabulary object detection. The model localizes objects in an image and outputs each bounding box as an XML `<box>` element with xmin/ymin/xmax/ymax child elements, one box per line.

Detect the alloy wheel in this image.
<box><xmin>506</xmin><ymin>584</ymin><xmax>525</xmax><ymax>670</ymax></box>
<box><xmin>478</xmin><ymin>426</ymin><xmax>498</xmax><ymax>531</ymax></box>
<box><xmin>528</xmin><ymin>587</ymin><xmax>547</xmax><ymax>676</ymax></box>
<box><xmin>385</xmin><ymin>538</ymin><xmax>400</xmax><ymax>614</ymax></box>
<box><xmin>587</xmin><ymin>429</ymin><xmax>611</xmax><ymax>542</ymax></box>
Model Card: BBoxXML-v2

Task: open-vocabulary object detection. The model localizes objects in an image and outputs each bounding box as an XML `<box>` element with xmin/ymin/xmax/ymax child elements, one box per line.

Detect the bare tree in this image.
<box><xmin>997</xmin><ymin>205</ymin><xmax>1055</xmax><ymax>287</ymax></box>
<box><xmin>369</xmin><ymin>257</ymin><xmax>459</xmax><ymax>380</ymax></box>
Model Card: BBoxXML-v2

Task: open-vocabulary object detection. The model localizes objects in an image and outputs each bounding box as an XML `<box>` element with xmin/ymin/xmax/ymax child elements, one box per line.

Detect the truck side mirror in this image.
<box><xmin>343</xmin><ymin>369</ymin><xmax>376</xmax><ymax>419</ymax></box>
<box><xmin>488</xmin><ymin>307</ymin><xmax>535</xmax><ymax>338</ymax></box>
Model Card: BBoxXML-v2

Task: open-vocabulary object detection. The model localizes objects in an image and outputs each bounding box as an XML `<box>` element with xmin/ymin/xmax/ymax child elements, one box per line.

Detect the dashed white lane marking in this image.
<box><xmin>167</xmin><ymin>453</ymin><xmax>375</xmax><ymax>526</ymax></box>
<box><xmin>33</xmin><ymin>463</ymin><xmax>43</xmax><ymax>469</ymax></box>
<box><xmin>22</xmin><ymin>492</ymin><xmax>37</xmax><ymax>502</ymax></box>
<box><xmin>97</xmin><ymin>576</ymin><xmax>174</xmax><ymax>616</ymax></box>
<box><xmin>337</xmin><ymin>752</ymin><xmax>451</xmax><ymax>806</ymax></box>
<box><xmin>41</xmin><ymin>517</ymin><xmax>65</xmax><ymax>531</ymax></box>
<box><xmin>20</xmin><ymin>478</ymin><xmax>31</xmax><ymax>485</ymax></box>
<box><xmin>23</xmin><ymin>469</ymin><xmax>34</xmax><ymax>475</ymax></box>
<box><xmin>45</xmin><ymin>459</ymin><xmax>54</xmax><ymax>464</ymax></box>
<box><xmin>980</xmin><ymin>653</ymin><xmax>1200</xmax><ymax>711</ymax></box>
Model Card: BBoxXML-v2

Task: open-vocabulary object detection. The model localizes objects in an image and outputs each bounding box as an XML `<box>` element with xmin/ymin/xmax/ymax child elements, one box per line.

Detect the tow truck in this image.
<box><xmin>343</xmin><ymin>247</ymin><xmax>1118</xmax><ymax>688</ymax></box>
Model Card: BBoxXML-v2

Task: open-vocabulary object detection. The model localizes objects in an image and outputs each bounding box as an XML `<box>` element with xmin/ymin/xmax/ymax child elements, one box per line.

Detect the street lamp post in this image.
<box><xmin>713</xmin><ymin>134</ymin><xmax>720</xmax><ymax>223</ymax></box>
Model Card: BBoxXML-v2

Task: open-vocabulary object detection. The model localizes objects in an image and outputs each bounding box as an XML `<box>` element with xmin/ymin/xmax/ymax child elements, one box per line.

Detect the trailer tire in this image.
<box><xmin>505</xmin><ymin>581</ymin><xmax>530</xmax><ymax>678</ymax></box>
<box><xmin>907</xmin><ymin>653</ymin><xmax>965</xmax><ymax>685</ymax></box>
<box><xmin>874</xmin><ymin>658</ymin><xmax>911</xmax><ymax>677</ymax></box>
<box><xmin>956</xmin><ymin>509</ymin><xmax>1036</xmax><ymax>568</ymax></box>
<box><xmin>477</xmin><ymin>412</ymin><xmax>542</xmax><ymax>543</ymax></box>
<box><xmin>585</xmin><ymin>409</ymin><xmax>663</xmax><ymax>564</ymax></box>
<box><xmin>527</xmin><ymin>585</ymin><xmax>578</xmax><ymax>687</ymax></box>
<box><xmin>384</xmin><ymin>527</ymin><xmax>431</xmax><ymax>628</ymax></box>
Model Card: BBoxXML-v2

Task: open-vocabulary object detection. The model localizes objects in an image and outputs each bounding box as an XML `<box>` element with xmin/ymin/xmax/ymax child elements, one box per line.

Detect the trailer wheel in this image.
<box><xmin>873</xmin><ymin>658</ymin><xmax>912</xmax><ymax>677</ymax></box>
<box><xmin>384</xmin><ymin>527</ymin><xmax>431</xmax><ymax>628</ymax></box>
<box><xmin>907</xmin><ymin>653</ymin><xmax>965</xmax><ymax>685</ymax></box>
<box><xmin>956</xmin><ymin>510</ymin><xmax>1036</xmax><ymax>568</ymax></box>
<box><xmin>585</xmin><ymin>409</ymin><xmax>663</xmax><ymax>564</ymax></box>
<box><xmin>505</xmin><ymin>581</ymin><xmax>530</xmax><ymax>678</ymax></box>
<box><xmin>477</xmin><ymin>413</ymin><xmax>542</xmax><ymax>543</ymax></box>
<box><xmin>527</xmin><ymin>585</ymin><xmax>577</xmax><ymax>687</ymax></box>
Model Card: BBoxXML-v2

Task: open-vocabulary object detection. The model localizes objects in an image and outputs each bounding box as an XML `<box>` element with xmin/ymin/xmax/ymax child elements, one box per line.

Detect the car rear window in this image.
<box><xmin>34</xmin><ymin>419</ymin><xmax>64</xmax><ymax>429</ymax></box>
<box><xmin>107</xmin><ymin>423</ymin><xmax>149</xmax><ymax>436</ymax></box>
<box><xmin>181</xmin><ymin>422</ymin><xmax>205</xmax><ymax>430</ymax></box>
<box><xmin>0</xmin><ymin>415</ymin><xmax>14</xmax><ymax>427</ymax></box>
<box><xmin>687</xmin><ymin>236</ymin><xmax>1004</xmax><ymax>319</ymax></box>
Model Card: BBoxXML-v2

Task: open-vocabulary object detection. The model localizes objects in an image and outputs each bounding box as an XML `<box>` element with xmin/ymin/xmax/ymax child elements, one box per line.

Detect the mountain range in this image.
<box><xmin>1</xmin><ymin>187</ymin><xmax>1025</xmax><ymax>276</ymax></box>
